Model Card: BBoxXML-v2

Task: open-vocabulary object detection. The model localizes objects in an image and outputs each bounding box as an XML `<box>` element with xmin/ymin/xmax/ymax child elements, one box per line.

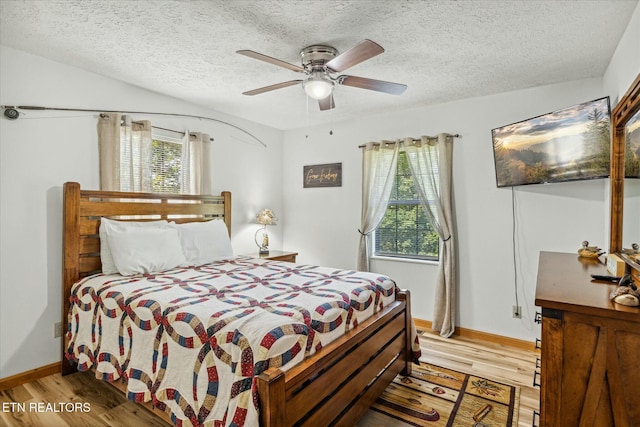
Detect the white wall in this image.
<box><xmin>0</xmin><ymin>46</ymin><xmax>284</xmax><ymax>378</ymax></box>
<box><xmin>604</xmin><ymin>1</ymin><xmax>640</xmax><ymax>104</ymax></box>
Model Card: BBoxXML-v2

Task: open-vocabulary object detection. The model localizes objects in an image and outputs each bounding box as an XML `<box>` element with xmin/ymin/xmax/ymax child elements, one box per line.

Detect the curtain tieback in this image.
<box><xmin>357</xmin><ymin>229</ymin><xmax>369</xmax><ymax>236</ymax></box>
<box><xmin>442</xmin><ymin>234</ymin><xmax>452</xmax><ymax>242</ymax></box>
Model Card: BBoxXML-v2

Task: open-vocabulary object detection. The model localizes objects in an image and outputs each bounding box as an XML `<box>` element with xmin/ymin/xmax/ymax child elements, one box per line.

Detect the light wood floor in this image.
<box><xmin>0</xmin><ymin>333</ymin><xmax>539</xmax><ymax>426</ymax></box>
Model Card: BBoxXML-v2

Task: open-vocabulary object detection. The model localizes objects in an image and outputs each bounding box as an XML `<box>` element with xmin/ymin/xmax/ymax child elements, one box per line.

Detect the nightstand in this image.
<box><xmin>254</xmin><ymin>250</ymin><xmax>298</xmax><ymax>263</ymax></box>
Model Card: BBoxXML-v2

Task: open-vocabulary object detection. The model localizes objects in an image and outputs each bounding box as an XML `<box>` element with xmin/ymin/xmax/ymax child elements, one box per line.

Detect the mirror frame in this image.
<box><xmin>609</xmin><ymin>73</ymin><xmax>640</xmax><ymax>254</ymax></box>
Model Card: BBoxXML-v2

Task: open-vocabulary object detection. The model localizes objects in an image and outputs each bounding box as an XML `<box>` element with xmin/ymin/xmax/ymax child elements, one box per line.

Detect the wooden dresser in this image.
<box><xmin>534</xmin><ymin>251</ymin><xmax>640</xmax><ymax>427</ymax></box>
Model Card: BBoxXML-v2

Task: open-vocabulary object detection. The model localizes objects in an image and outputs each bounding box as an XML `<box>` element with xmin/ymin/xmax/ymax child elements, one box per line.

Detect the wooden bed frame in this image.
<box><xmin>62</xmin><ymin>181</ymin><xmax>413</xmax><ymax>426</ymax></box>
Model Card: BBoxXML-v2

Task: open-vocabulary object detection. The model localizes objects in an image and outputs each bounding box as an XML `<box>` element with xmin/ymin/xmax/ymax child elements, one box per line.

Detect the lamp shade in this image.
<box><xmin>256</xmin><ymin>209</ymin><xmax>277</xmax><ymax>225</ymax></box>
<box><xmin>303</xmin><ymin>74</ymin><xmax>334</xmax><ymax>100</ymax></box>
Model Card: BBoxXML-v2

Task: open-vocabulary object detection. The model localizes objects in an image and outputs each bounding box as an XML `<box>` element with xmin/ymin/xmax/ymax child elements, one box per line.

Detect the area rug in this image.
<box><xmin>358</xmin><ymin>363</ymin><xmax>520</xmax><ymax>426</ymax></box>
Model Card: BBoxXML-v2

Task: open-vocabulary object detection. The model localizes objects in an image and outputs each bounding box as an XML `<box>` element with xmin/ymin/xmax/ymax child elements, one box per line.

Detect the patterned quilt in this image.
<box><xmin>65</xmin><ymin>256</ymin><xmax>419</xmax><ymax>426</ymax></box>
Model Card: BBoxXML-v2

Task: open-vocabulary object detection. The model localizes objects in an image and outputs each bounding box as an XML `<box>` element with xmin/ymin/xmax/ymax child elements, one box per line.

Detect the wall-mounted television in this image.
<box><xmin>491</xmin><ymin>97</ymin><xmax>611</xmax><ymax>188</ymax></box>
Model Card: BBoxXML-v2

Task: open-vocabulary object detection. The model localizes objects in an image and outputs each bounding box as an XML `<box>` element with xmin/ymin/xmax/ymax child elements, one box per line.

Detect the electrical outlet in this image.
<box><xmin>512</xmin><ymin>305</ymin><xmax>522</xmax><ymax>319</ymax></box>
<box><xmin>54</xmin><ymin>322</ymin><xmax>63</xmax><ymax>338</ymax></box>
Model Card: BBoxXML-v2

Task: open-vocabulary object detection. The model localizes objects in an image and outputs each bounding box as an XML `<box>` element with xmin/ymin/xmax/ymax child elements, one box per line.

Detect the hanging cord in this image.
<box><xmin>305</xmin><ymin>94</ymin><xmax>310</xmax><ymax>139</ymax></box>
<box><xmin>1</xmin><ymin>105</ymin><xmax>267</xmax><ymax>147</ymax></box>
<box><xmin>511</xmin><ymin>186</ymin><xmax>520</xmax><ymax>313</ymax></box>
<box><xmin>329</xmin><ymin>96</ymin><xmax>334</xmax><ymax>136</ymax></box>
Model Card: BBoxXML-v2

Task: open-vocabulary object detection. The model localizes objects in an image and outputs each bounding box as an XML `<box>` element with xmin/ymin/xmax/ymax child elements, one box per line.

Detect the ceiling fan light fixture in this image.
<box><xmin>238</xmin><ymin>40</ymin><xmax>407</xmax><ymax>108</ymax></box>
<box><xmin>303</xmin><ymin>74</ymin><xmax>334</xmax><ymax>100</ymax></box>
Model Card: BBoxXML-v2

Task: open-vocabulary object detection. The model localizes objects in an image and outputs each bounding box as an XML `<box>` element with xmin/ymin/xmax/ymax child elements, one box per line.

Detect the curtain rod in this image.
<box><xmin>150</xmin><ymin>124</ymin><xmax>212</xmax><ymax>141</ymax></box>
<box><xmin>1</xmin><ymin>105</ymin><xmax>266</xmax><ymax>147</ymax></box>
<box><xmin>358</xmin><ymin>134</ymin><xmax>460</xmax><ymax>148</ymax></box>
<box><xmin>112</xmin><ymin>116</ymin><xmax>214</xmax><ymax>142</ymax></box>
<box><xmin>151</xmin><ymin>125</ymin><xmax>214</xmax><ymax>142</ymax></box>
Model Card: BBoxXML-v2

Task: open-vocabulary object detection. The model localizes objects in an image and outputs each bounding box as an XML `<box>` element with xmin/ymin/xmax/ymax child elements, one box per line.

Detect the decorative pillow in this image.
<box><xmin>106</xmin><ymin>226</ymin><xmax>186</xmax><ymax>276</ymax></box>
<box><xmin>171</xmin><ymin>219</ymin><xmax>234</xmax><ymax>266</ymax></box>
<box><xmin>99</xmin><ymin>218</ymin><xmax>169</xmax><ymax>274</ymax></box>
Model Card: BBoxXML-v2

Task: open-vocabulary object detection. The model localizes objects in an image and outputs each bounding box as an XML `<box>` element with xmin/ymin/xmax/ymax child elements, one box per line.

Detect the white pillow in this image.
<box><xmin>99</xmin><ymin>218</ymin><xmax>169</xmax><ymax>274</ymax></box>
<box><xmin>171</xmin><ymin>220</ymin><xmax>234</xmax><ymax>266</ymax></box>
<box><xmin>106</xmin><ymin>227</ymin><xmax>186</xmax><ymax>276</ymax></box>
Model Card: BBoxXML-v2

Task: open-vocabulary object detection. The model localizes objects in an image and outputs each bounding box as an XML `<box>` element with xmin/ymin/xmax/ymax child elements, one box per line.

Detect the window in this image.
<box><xmin>98</xmin><ymin>114</ymin><xmax>210</xmax><ymax>195</ymax></box>
<box><xmin>374</xmin><ymin>151</ymin><xmax>439</xmax><ymax>260</ymax></box>
<box><xmin>151</xmin><ymin>136</ymin><xmax>182</xmax><ymax>194</ymax></box>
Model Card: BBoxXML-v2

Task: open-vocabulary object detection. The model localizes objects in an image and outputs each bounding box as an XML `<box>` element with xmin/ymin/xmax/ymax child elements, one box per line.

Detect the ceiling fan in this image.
<box><xmin>237</xmin><ymin>39</ymin><xmax>407</xmax><ymax>111</ymax></box>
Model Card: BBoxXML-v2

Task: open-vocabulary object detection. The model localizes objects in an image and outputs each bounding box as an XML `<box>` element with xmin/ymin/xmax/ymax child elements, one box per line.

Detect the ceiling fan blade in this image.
<box><xmin>339</xmin><ymin>75</ymin><xmax>407</xmax><ymax>95</ymax></box>
<box><xmin>242</xmin><ymin>80</ymin><xmax>303</xmax><ymax>96</ymax></box>
<box><xmin>318</xmin><ymin>95</ymin><xmax>335</xmax><ymax>111</ymax></box>
<box><xmin>237</xmin><ymin>50</ymin><xmax>305</xmax><ymax>73</ymax></box>
<box><xmin>325</xmin><ymin>39</ymin><xmax>384</xmax><ymax>72</ymax></box>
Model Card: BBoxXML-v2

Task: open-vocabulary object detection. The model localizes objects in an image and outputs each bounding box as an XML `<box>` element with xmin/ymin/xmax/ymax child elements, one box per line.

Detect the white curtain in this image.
<box><xmin>98</xmin><ymin>113</ymin><xmax>152</xmax><ymax>192</ymax></box>
<box><xmin>404</xmin><ymin>133</ymin><xmax>456</xmax><ymax>337</ymax></box>
<box><xmin>181</xmin><ymin>130</ymin><xmax>212</xmax><ymax>195</ymax></box>
<box><xmin>358</xmin><ymin>141</ymin><xmax>399</xmax><ymax>271</ymax></box>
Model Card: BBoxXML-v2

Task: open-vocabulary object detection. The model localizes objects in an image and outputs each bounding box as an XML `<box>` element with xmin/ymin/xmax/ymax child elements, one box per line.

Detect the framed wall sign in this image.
<box><xmin>303</xmin><ymin>162</ymin><xmax>342</xmax><ymax>188</ymax></box>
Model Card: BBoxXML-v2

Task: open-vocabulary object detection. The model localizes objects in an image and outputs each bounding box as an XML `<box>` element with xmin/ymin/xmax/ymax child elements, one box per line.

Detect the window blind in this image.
<box><xmin>151</xmin><ymin>137</ymin><xmax>182</xmax><ymax>194</ymax></box>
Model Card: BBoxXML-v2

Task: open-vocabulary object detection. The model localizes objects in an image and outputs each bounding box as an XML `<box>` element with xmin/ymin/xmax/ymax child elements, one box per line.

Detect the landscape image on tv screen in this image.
<box><xmin>625</xmin><ymin>108</ymin><xmax>640</xmax><ymax>178</ymax></box>
<box><xmin>491</xmin><ymin>97</ymin><xmax>611</xmax><ymax>187</ymax></box>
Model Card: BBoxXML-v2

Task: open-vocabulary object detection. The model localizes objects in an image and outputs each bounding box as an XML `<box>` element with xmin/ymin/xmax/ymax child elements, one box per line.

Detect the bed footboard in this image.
<box><xmin>257</xmin><ymin>290</ymin><xmax>412</xmax><ymax>427</ymax></box>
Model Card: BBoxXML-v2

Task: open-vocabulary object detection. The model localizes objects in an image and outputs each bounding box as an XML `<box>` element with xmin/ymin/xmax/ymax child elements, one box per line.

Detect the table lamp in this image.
<box><xmin>255</xmin><ymin>208</ymin><xmax>277</xmax><ymax>254</ymax></box>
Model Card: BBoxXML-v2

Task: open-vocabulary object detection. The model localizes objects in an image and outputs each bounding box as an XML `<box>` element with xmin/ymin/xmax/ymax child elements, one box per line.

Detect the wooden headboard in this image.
<box><xmin>61</xmin><ymin>181</ymin><xmax>231</xmax><ymax>374</ymax></box>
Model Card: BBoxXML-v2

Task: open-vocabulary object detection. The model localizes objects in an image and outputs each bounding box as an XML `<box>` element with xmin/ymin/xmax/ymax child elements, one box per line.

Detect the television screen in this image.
<box><xmin>491</xmin><ymin>97</ymin><xmax>611</xmax><ymax>187</ymax></box>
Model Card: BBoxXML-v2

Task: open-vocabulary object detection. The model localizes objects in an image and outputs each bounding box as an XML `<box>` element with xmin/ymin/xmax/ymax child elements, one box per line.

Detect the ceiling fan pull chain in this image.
<box><xmin>305</xmin><ymin>91</ymin><xmax>310</xmax><ymax>139</ymax></box>
<box><xmin>329</xmin><ymin>97</ymin><xmax>334</xmax><ymax>135</ymax></box>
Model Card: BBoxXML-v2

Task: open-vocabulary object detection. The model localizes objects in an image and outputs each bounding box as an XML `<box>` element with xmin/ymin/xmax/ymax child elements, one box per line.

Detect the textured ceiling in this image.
<box><xmin>0</xmin><ymin>0</ymin><xmax>637</xmax><ymax>130</ymax></box>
